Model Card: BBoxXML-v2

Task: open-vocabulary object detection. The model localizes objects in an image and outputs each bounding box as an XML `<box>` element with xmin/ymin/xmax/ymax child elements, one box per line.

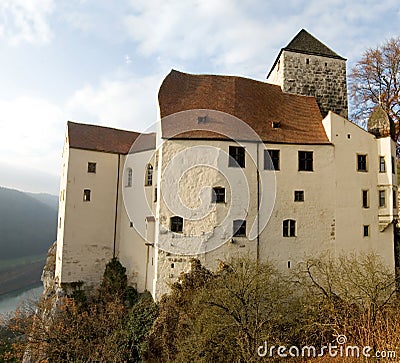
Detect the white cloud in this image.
<box><xmin>0</xmin><ymin>96</ymin><xmax>66</xmax><ymax>187</ymax></box>
<box><xmin>122</xmin><ymin>0</ymin><xmax>400</xmax><ymax>78</ymax></box>
<box><xmin>0</xmin><ymin>0</ymin><xmax>55</xmax><ymax>45</ymax></box>
<box><xmin>66</xmin><ymin>72</ymin><xmax>162</xmax><ymax>132</ymax></box>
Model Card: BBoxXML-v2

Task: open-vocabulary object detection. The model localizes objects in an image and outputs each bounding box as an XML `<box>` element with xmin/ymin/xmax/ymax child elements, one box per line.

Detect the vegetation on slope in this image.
<box><xmin>1</xmin><ymin>253</ymin><xmax>399</xmax><ymax>362</ymax></box>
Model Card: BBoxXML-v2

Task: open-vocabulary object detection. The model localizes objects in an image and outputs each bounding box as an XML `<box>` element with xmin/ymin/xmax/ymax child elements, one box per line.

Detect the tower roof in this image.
<box><xmin>284</xmin><ymin>29</ymin><xmax>345</xmax><ymax>60</ymax></box>
<box><xmin>267</xmin><ymin>29</ymin><xmax>345</xmax><ymax>78</ymax></box>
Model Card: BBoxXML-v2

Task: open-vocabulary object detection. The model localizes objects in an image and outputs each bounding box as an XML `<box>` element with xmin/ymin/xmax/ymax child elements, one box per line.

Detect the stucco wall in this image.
<box><xmin>56</xmin><ymin>147</ymin><xmax>119</xmax><ymax>287</ymax></box>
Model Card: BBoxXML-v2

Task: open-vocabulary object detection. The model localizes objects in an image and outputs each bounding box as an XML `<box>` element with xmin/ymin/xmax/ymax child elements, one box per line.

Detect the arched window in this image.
<box><xmin>170</xmin><ymin>216</ymin><xmax>183</xmax><ymax>233</ymax></box>
<box><xmin>146</xmin><ymin>164</ymin><xmax>153</xmax><ymax>186</ymax></box>
<box><xmin>283</xmin><ymin>219</ymin><xmax>296</xmax><ymax>237</ymax></box>
<box><xmin>126</xmin><ymin>168</ymin><xmax>133</xmax><ymax>187</ymax></box>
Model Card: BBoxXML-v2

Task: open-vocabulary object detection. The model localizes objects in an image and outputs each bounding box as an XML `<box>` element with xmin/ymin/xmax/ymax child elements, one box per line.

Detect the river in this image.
<box><xmin>0</xmin><ymin>285</ymin><xmax>43</xmax><ymax>316</ymax></box>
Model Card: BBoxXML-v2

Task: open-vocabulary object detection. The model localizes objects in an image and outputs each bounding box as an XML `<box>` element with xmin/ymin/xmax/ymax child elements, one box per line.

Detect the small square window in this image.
<box><xmin>264</xmin><ymin>150</ymin><xmax>280</xmax><ymax>171</ymax></box>
<box><xmin>233</xmin><ymin>219</ymin><xmax>246</xmax><ymax>237</ymax></box>
<box><xmin>212</xmin><ymin>187</ymin><xmax>225</xmax><ymax>203</ymax></box>
<box><xmin>198</xmin><ymin>116</ymin><xmax>207</xmax><ymax>124</ymax></box>
<box><xmin>362</xmin><ymin>190</ymin><xmax>369</xmax><ymax>208</ymax></box>
<box><xmin>83</xmin><ymin>189</ymin><xmax>91</xmax><ymax>202</ymax></box>
<box><xmin>88</xmin><ymin>162</ymin><xmax>96</xmax><ymax>173</ymax></box>
<box><xmin>357</xmin><ymin>154</ymin><xmax>367</xmax><ymax>172</ymax></box>
<box><xmin>272</xmin><ymin>121</ymin><xmax>281</xmax><ymax>128</ymax></box>
<box><xmin>363</xmin><ymin>225</ymin><xmax>370</xmax><ymax>237</ymax></box>
<box><xmin>294</xmin><ymin>190</ymin><xmax>304</xmax><ymax>202</ymax></box>
<box><xmin>379</xmin><ymin>157</ymin><xmax>386</xmax><ymax>173</ymax></box>
<box><xmin>229</xmin><ymin>146</ymin><xmax>245</xmax><ymax>168</ymax></box>
<box><xmin>298</xmin><ymin>151</ymin><xmax>313</xmax><ymax>171</ymax></box>
<box><xmin>379</xmin><ymin>190</ymin><xmax>386</xmax><ymax>208</ymax></box>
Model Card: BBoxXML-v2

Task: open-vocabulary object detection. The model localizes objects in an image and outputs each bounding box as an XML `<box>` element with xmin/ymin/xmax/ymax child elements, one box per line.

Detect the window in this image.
<box><xmin>154</xmin><ymin>187</ymin><xmax>158</xmax><ymax>202</ymax></box>
<box><xmin>379</xmin><ymin>190</ymin><xmax>386</xmax><ymax>208</ymax></box>
<box><xmin>363</xmin><ymin>225</ymin><xmax>370</xmax><ymax>237</ymax></box>
<box><xmin>233</xmin><ymin>219</ymin><xmax>246</xmax><ymax>237</ymax></box>
<box><xmin>357</xmin><ymin>154</ymin><xmax>367</xmax><ymax>172</ymax></box>
<box><xmin>87</xmin><ymin>162</ymin><xmax>96</xmax><ymax>173</ymax></box>
<box><xmin>198</xmin><ymin>116</ymin><xmax>207</xmax><ymax>124</ymax></box>
<box><xmin>362</xmin><ymin>190</ymin><xmax>369</xmax><ymax>208</ymax></box>
<box><xmin>272</xmin><ymin>121</ymin><xmax>281</xmax><ymax>128</ymax></box>
<box><xmin>306</xmin><ymin>58</ymin><xmax>310</xmax><ymax>64</ymax></box>
<box><xmin>393</xmin><ymin>190</ymin><xmax>397</xmax><ymax>208</ymax></box>
<box><xmin>130</xmin><ymin>222</ymin><xmax>133</xmax><ymax>228</ymax></box>
<box><xmin>264</xmin><ymin>150</ymin><xmax>280</xmax><ymax>170</ymax></box>
<box><xmin>298</xmin><ymin>151</ymin><xmax>313</xmax><ymax>171</ymax></box>
<box><xmin>212</xmin><ymin>187</ymin><xmax>225</xmax><ymax>203</ymax></box>
<box><xmin>146</xmin><ymin>164</ymin><xmax>153</xmax><ymax>186</ymax></box>
<box><xmin>392</xmin><ymin>157</ymin><xmax>396</xmax><ymax>175</ymax></box>
<box><xmin>283</xmin><ymin>219</ymin><xmax>296</xmax><ymax>237</ymax></box>
<box><xmin>294</xmin><ymin>190</ymin><xmax>304</xmax><ymax>202</ymax></box>
<box><xmin>126</xmin><ymin>168</ymin><xmax>133</xmax><ymax>187</ymax></box>
<box><xmin>170</xmin><ymin>216</ymin><xmax>183</xmax><ymax>233</ymax></box>
<box><xmin>229</xmin><ymin>146</ymin><xmax>245</xmax><ymax>168</ymax></box>
<box><xmin>379</xmin><ymin>157</ymin><xmax>386</xmax><ymax>172</ymax></box>
<box><xmin>83</xmin><ymin>189</ymin><xmax>91</xmax><ymax>202</ymax></box>
<box><xmin>287</xmin><ymin>261</ymin><xmax>291</xmax><ymax>269</ymax></box>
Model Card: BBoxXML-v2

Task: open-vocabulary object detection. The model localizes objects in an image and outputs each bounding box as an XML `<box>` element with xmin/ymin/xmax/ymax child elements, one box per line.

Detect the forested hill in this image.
<box><xmin>0</xmin><ymin>187</ymin><xmax>58</xmax><ymax>260</ymax></box>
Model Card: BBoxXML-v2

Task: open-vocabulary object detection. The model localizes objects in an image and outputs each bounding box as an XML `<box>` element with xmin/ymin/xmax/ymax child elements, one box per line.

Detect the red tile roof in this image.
<box><xmin>158</xmin><ymin>70</ymin><xmax>330</xmax><ymax>144</ymax></box>
<box><xmin>68</xmin><ymin>121</ymin><xmax>142</xmax><ymax>154</ymax></box>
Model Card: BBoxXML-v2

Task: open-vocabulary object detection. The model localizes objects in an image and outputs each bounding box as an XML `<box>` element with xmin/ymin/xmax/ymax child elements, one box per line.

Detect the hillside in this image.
<box><xmin>0</xmin><ymin>187</ymin><xmax>57</xmax><ymax>260</ymax></box>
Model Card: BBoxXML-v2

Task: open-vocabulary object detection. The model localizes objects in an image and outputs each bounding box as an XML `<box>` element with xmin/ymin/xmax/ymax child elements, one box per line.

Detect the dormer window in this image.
<box><xmin>272</xmin><ymin>121</ymin><xmax>281</xmax><ymax>129</ymax></box>
<box><xmin>198</xmin><ymin>116</ymin><xmax>207</xmax><ymax>124</ymax></box>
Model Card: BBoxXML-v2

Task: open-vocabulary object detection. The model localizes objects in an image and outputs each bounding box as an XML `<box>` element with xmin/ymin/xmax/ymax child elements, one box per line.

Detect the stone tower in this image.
<box><xmin>267</xmin><ymin>29</ymin><xmax>348</xmax><ymax>119</ymax></box>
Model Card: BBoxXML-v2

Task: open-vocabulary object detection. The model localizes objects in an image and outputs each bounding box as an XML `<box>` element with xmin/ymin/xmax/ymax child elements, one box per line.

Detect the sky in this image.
<box><xmin>0</xmin><ymin>0</ymin><xmax>399</xmax><ymax>195</ymax></box>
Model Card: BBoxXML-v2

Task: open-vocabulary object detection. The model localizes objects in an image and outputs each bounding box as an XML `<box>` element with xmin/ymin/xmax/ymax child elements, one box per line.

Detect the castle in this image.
<box><xmin>54</xmin><ymin>29</ymin><xmax>399</xmax><ymax>300</ymax></box>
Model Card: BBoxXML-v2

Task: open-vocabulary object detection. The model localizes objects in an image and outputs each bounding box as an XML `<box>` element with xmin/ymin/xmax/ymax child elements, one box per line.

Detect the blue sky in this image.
<box><xmin>0</xmin><ymin>0</ymin><xmax>399</xmax><ymax>194</ymax></box>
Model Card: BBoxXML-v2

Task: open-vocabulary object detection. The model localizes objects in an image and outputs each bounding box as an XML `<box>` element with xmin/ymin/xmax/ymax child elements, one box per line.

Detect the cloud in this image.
<box><xmin>66</xmin><ymin>72</ymin><xmax>162</xmax><ymax>132</ymax></box>
<box><xmin>122</xmin><ymin>0</ymin><xmax>400</xmax><ymax>78</ymax></box>
<box><xmin>0</xmin><ymin>96</ymin><xmax>66</xmax><ymax>192</ymax></box>
<box><xmin>0</xmin><ymin>0</ymin><xmax>55</xmax><ymax>45</ymax></box>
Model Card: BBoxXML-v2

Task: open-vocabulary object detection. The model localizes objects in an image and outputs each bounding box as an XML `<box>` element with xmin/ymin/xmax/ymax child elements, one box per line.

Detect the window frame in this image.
<box><xmin>233</xmin><ymin>219</ymin><xmax>246</xmax><ymax>237</ymax></box>
<box><xmin>283</xmin><ymin>219</ymin><xmax>296</xmax><ymax>237</ymax></box>
<box><xmin>357</xmin><ymin>154</ymin><xmax>368</xmax><ymax>172</ymax></box>
<box><xmin>379</xmin><ymin>190</ymin><xmax>386</xmax><ymax>208</ymax></box>
<box><xmin>298</xmin><ymin>151</ymin><xmax>313</xmax><ymax>172</ymax></box>
<box><xmin>87</xmin><ymin>162</ymin><xmax>97</xmax><ymax>173</ymax></box>
<box><xmin>145</xmin><ymin>164</ymin><xmax>153</xmax><ymax>186</ymax></box>
<box><xmin>229</xmin><ymin>146</ymin><xmax>245</xmax><ymax>168</ymax></box>
<box><xmin>126</xmin><ymin>168</ymin><xmax>133</xmax><ymax>187</ymax></box>
<box><xmin>212</xmin><ymin>187</ymin><xmax>226</xmax><ymax>203</ymax></box>
<box><xmin>170</xmin><ymin>216</ymin><xmax>183</xmax><ymax>233</ymax></box>
<box><xmin>363</xmin><ymin>225</ymin><xmax>370</xmax><ymax>237</ymax></box>
<box><xmin>83</xmin><ymin>189</ymin><xmax>91</xmax><ymax>202</ymax></box>
<box><xmin>264</xmin><ymin>149</ymin><xmax>280</xmax><ymax>171</ymax></box>
<box><xmin>294</xmin><ymin>190</ymin><xmax>304</xmax><ymax>202</ymax></box>
<box><xmin>379</xmin><ymin>156</ymin><xmax>386</xmax><ymax>173</ymax></box>
<box><xmin>362</xmin><ymin>190</ymin><xmax>369</xmax><ymax>208</ymax></box>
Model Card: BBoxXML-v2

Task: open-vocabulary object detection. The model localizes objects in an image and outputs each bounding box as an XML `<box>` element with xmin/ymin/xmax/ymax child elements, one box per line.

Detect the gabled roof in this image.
<box><xmin>267</xmin><ymin>29</ymin><xmax>345</xmax><ymax>78</ymax></box>
<box><xmin>67</xmin><ymin>121</ymin><xmax>141</xmax><ymax>154</ymax></box>
<box><xmin>159</xmin><ymin>70</ymin><xmax>330</xmax><ymax>145</ymax></box>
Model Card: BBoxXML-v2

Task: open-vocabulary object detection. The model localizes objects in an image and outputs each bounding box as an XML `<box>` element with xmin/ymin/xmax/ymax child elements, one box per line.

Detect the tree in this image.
<box><xmin>349</xmin><ymin>37</ymin><xmax>400</xmax><ymax>137</ymax></box>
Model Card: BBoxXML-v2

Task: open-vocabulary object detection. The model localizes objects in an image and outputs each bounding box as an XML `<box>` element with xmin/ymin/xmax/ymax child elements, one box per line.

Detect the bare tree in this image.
<box><xmin>349</xmin><ymin>37</ymin><xmax>400</xmax><ymax>137</ymax></box>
